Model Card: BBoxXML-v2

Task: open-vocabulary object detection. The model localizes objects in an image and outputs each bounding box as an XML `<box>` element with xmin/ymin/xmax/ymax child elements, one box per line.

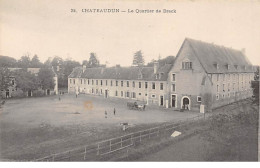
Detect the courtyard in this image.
<box><xmin>0</xmin><ymin>93</ymin><xmax>199</xmax><ymax>160</ymax></box>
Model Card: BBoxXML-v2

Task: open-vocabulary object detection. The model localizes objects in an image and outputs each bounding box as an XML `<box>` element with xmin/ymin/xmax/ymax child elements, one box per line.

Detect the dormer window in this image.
<box><xmin>227</xmin><ymin>64</ymin><xmax>230</xmax><ymax>70</ymax></box>
<box><xmin>182</xmin><ymin>61</ymin><xmax>192</xmax><ymax>70</ymax></box>
<box><xmin>234</xmin><ymin>65</ymin><xmax>238</xmax><ymax>69</ymax></box>
<box><xmin>244</xmin><ymin>66</ymin><xmax>247</xmax><ymax>70</ymax></box>
<box><xmin>214</xmin><ymin>63</ymin><xmax>219</xmax><ymax>69</ymax></box>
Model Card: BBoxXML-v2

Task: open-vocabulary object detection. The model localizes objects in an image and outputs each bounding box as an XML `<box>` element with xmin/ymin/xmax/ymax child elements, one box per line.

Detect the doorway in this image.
<box><xmin>160</xmin><ymin>96</ymin><xmax>164</xmax><ymax>106</ymax></box>
<box><xmin>181</xmin><ymin>96</ymin><xmax>190</xmax><ymax>110</ymax></box>
<box><xmin>171</xmin><ymin>95</ymin><xmax>176</xmax><ymax>108</ymax></box>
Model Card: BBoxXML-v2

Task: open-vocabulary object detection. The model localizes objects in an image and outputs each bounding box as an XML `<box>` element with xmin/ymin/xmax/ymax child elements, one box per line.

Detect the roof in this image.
<box><xmin>69</xmin><ymin>64</ymin><xmax>173</xmax><ymax>81</ymax></box>
<box><xmin>184</xmin><ymin>38</ymin><xmax>254</xmax><ymax>73</ymax></box>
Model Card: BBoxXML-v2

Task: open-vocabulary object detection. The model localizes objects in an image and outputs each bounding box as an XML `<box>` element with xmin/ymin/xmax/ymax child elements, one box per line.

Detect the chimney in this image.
<box><xmin>82</xmin><ymin>65</ymin><xmax>86</xmax><ymax>73</ymax></box>
<box><xmin>154</xmin><ymin>61</ymin><xmax>159</xmax><ymax>74</ymax></box>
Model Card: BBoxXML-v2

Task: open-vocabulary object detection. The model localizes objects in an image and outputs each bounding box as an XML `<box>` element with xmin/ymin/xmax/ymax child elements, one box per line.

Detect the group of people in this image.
<box><xmin>105</xmin><ymin>108</ymin><xmax>116</xmax><ymax>118</ymax></box>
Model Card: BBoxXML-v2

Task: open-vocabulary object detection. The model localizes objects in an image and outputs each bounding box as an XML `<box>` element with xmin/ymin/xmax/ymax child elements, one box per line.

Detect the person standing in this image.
<box><xmin>105</xmin><ymin>110</ymin><xmax>107</xmax><ymax>118</ymax></box>
<box><xmin>113</xmin><ymin>108</ymin><xmax>116</xmax><ymax>115</ymax></box>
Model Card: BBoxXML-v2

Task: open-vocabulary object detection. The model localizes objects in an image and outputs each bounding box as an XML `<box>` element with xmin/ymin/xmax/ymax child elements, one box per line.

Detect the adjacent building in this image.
<box><xmin>68</xmin><ymin>38</ymin><xmax>255</xmax><ymax>111</ymax></box>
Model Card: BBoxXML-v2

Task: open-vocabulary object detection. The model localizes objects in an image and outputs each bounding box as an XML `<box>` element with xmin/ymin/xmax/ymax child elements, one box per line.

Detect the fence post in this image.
<box><xmin>131</xmin><ymin>134</ymin><xmax>134</xmax><ymax>146</ymax></box>
<box><xmin>110</xmin><ymin>140</ymin><xmax>112</xmax><ymax>152</ymax></box>
<box><xmin>140</xmin><ymin>132</ymin><xmax>142</xmax><ymax>142</ymax></box>
<box><xmin>84</xmin><ymin>146</ymin><xmax>87</xmax><ymax>160</ymax></box>
<box><xmin>97</xmin><ymin>143</ymin><xmax>100</xmax><ymax>155</ymax></box>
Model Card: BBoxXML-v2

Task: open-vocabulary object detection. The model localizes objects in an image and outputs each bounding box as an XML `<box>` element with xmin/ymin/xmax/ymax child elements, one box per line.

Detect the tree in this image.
<box><xmin>147</xmin><ymin>56</ymin><xmax>175</xmax><ymax>67</ymax></box>
<box><xmin>31</xmin><ymin>55</ymin><xmax>43</xmax><ymax>68</ymax></box>
<box><xmin>88</xmin><ymin>53</ymin><xmax>100</xmax><ymax>67</ymax></box>
<box><xmin>0</xmin><ymin>67</ymin><xmax>11</xmax><ymax>98</ymax></box>
<box><xmin>38</xmin><ymin>68</ymin><xmax>55</xmax><ymax>90</ymax></box>
<box><xmin>0</xmin><ymin>56</ymin><xmax>17</xmax><ymax>67</ymax></box>
<box><xmin>82</xmin><ymin>60</ymin><xmax>88</xmax><ymax>66</ymax></box>
<box><xmin>14</xmin><ymin>70</ymin><xmax>39</xmax><ymax>92</ymax></box>
<box><xmin>132</xmin><ymin>50</ymin><xmax>145</xmax><ymax>66</ymax></box>
<box><xmin>251</xmin><ymin>66</ymin><xmax>259</xmax><ymax>104</ymax></box>
<box><xmin>60</xmin><ymin>60</ymin><xmax>80</xmax><ymax>88</ymax></box>
<box><xmin>17</xmin><ymin>54</ymin><xmax>31</xmax><ymax>68</ymax></box>
<box><xmin>43</xmin><ymin>57</ymin><xmax>52</xmax><ymax>68</ymax></box>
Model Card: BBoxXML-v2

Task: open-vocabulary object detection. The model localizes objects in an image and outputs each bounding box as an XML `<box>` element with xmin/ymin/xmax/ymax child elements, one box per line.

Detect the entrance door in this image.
<box><xmin>171</xmin><ymin>95</ymin><xmax>176</xmax><ymax>108</ymax></box>
<box><xmin>183</xmin><ymin>98</ymin><xmax>189</xmax><ymax>110</ymax></box>
<box><xmin>47</xmin><ymin>89</ymin><xmax>50</xmax><ymax>95</ymax></box>
<box><xmin>6</xmin><ymin>91</ymin><xmax>9</xmax><ymax>98</ymax></box>
<box><xmin>160</xmin><ymin>96</ymin><xmax>163</xmax><ymax>106</ymax></box>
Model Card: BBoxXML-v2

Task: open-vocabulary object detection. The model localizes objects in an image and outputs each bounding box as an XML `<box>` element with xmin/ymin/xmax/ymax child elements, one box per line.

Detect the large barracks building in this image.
<box><xmin>68</xmin><ymin>38</ymin><xmax>255</xmax><ymax>111</ymax></box>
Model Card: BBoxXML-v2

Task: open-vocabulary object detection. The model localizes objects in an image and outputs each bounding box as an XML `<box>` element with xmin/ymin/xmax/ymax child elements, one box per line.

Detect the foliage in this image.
<box><xmin>10</xmin><ymin>90</ymin><xmax>26</xmax><ymax>98</ymax></box>
<box><xmin>88</xmin><ymin>53</ymin><xmax>100</xmax><ymax>67</ymax></box>
<box><xmin>132</xmin><ymin>50</ymin><xmax>145</xmax><ymax>66</ymax></box>
<box><xmin>33</xmin><ymin>90</ymin><xmax>45</xmax><ymax>97</ymax></box>
<box><xmin>14</xmin><ymin>70</ymin><xmax>39</xmax><ymax>92</ymax></box>
<box><xmin>38</xmin><ymin>68</ymin><xmax>55</xmax><ymax>90</ymax></box>
<box><xmin>31</xmin><ymin>55</ymin><xmax>43</xmax><ymax>68</ymax></box>
<box><xmin>17</xmin><ymin>55</ymin><xmax>31</xmax><ymax>68</ymax></box>
<box><xmin>147</xmin><ymin>56</ymin><xmax>175</xmax><ymax>67</ymax></box>
<box><xmin>0</xmin><ymin>56</ymin><xmax>17</xmax><ymax>67</ymax></box>
<box><xmin>0</xmin><ymin>67</ymin><xmax>12</xmax><ymax>92</ymax></box>
<box><xmin>201</xmin><ymin>104</ymin><xmax>258</xmax><ymax>161</ymax></box>
<box><xmin>251</xmin><ymin>65</ymin><xmax>259</xmax><ymax>104</ymax></box>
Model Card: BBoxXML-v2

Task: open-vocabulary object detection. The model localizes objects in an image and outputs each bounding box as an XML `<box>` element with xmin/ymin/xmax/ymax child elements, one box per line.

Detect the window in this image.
<box><xmin>172</xmin><ymin>74</ymin><xmax>175</xmax><ymax>81</ymax></box>
<box><xmin>115</xmin><ymin>90</ymin><xmax>118</xmax><ymax>96</ymax></box>
<box><xmin>145</xmin><ymin>93</ymin><xmax>147</xmax><ymax>96</ymax></box>
<box><xmin>126</xmin><ymin>92</ymin><xmax>130</xmax><ymax>97</ymax></box>
<box><xmin>111</xmin><ymin>80</ymin><xmax>113</xmax><ymax>86</ymax></box>
<box><xmin>116</xmin><ymin>81</ymin><xmax>118</xmax><ymax>86</ymax></box>
<box><xmin>223</xmin><ymin>84</ymin><xmax>225</xmax><ymax>92</ymax></box>
<box><xmin>152</xmin><ymin>82</ymin><xmax>155</xmax><ymax>89</ymax></box>
<box><xmin>139</xmin><ymin>82</ymin><xmax>142</xmax><ymax>88</ymax></box>
<box><xmin>160</xmin><ymin>83</ymin><xmax>163</xmax><ymax>90</ymax></box>
<box><xmin>216</xmin><ymin>94</ymin><xmax>219</xmax><ymax>100</ymax></box>
<box><xmin>222</xmin><ymin>94</ymin><xmax>225</xmax><ymax>98</ymax></box>
<box><xmin>197</xmin><ymin>96</ymin><xmax>202</xmax><ymax>102</ymax></box>
<box><xmin>145</xmin><ymin>82</ymin><xmax>148</xmax><ymax>89</ymax></box>
<box><xmin>182</xmin><ymin>62</ymin><xmax>192</xmax><ymax>69</ymax></box>
<box><xmin>121</xmin><ymin>81</ymin><xmax>123</xmax><ymax>87</ymax></box>
<box><xmin>139</xmin><ymin>93</ymin><xmax>141</xmax><ymax>96</ymax></box>
<box><xmin>127</xmin><ymin>81</ymin><xmax>129</xmax><ymax>87</ymax></box>
<box><xmin>70</xmin><ymin>79</ymin><xmax>72</xmax><ymax>84</ymax></box>
<box><xmin>73</xmin><ymin>79</ymin><xmax>75</xmax><ymax>84</ymax></box>
<box><xmin>132</xmin><ymin>81</ymin><xmax>135</xmax><ymax>88</ymax></box>
<box><xmin>132</xmin><ymin>92</ymin><xmax>136</xmax><ymax>98</ymax></box>
<box><xmin>101</xmin><ymin>89</ymin><xmax>102</xmax><ymax>94</ymax></box>
<box><xmin>92</xmin><ymin>80</ymin><xmax>94</xmax><ymax>85</ymax></box>
<box><xmin>228</xmin><ymin>83</ymin><xmax>230</xmax><ymax>92</ymax></box>
<box><xmin>121</xmin><ymin>91</ymin><xmax>123</xmax><ymax>97</ymax></box>
<box><xmin>217</xmin><ymin>74</ymin><xmax>219</xmax><ymax>81</ymax></box>
<box><xmin>172</xmin><ymin>84</ymin><xmax>176</xmax><ymax>92</ymax></box>
<box><xmin>96</xmin><ymin>80</ymin><xmax>98</xmax><ymax>85</ymax></box>
<box><xmin>101</xmin><ymin>80</ymin><xmax>103</xmax><ymax>86</ymax></box>
<box><xmin>92</xmin><ymin>88</ymin><xmax>94</xmax><ymax>93</ymax></box>
<box><xmin>217</xmin><ymin>85</ymin><xmax>219</xmax><ymax>92</ymax></box>
<box><xmin>151</xmin><ymin>94</ymin><xmax>156</xmax><ymax>98</ymax></box>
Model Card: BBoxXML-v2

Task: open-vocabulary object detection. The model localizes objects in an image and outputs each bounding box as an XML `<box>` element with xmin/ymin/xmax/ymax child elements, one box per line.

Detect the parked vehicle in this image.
<box><xmin>127</xmin><ymin>101</ymin><xmax>146</xmax><ymax>111</ymax></box>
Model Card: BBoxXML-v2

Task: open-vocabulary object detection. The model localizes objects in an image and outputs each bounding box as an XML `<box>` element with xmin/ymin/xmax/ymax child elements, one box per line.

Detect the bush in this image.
<box><xmin>11</xmin><ymin>90</ymin><xmax>26</xmax><ymax>98</ymax></box>
<box><xmin>33</xmin><ymin>90</ymin><xmax>45</xmax><ymax>97</ymax></box>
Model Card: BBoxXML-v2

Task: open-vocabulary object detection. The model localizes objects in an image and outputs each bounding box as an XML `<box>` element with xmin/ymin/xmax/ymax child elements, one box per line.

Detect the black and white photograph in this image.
<box><xmin>0</xmin><ymin>0</ymin><xmax>259</xmax><ymax>164</ymax></box>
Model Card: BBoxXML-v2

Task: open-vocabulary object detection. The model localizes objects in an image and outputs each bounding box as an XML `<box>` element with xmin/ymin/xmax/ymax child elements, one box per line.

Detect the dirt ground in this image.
<box><xmin>0</xmin><ymin>94</ymin><xmax>199</xmax><ymax>160</ymax></box>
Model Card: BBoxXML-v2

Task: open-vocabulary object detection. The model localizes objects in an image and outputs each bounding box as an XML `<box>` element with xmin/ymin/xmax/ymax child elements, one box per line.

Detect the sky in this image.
<box><xmin>0</xmin><ymin>0</ymin><xmax>260</xmax><ymax>66</ymax></box>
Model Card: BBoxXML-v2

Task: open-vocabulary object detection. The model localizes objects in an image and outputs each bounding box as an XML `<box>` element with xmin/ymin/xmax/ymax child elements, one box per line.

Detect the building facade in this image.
<box><xmin>68</xmin><ymin>38</ymin><xmax>255</xmax><ymax>111</ymax></box>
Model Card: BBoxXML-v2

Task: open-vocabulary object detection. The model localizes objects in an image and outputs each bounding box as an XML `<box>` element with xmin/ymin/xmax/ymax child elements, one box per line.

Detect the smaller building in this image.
<box><xmin>1</xmin><ymin>67</ymin><xmax>58</xmax><ymax>98</ymax></box>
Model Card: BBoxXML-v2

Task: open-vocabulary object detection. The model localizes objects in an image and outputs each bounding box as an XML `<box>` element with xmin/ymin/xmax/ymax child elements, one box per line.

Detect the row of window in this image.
<box><xmin>216</xmin><ymin>80</ymin><xmax>251</xmax><ymax>93</ymax></box>
<box><xmin>215</xmin><ymin>73</ymin><xmax>253</xmax><ymax>82</ymax></box>
<box><xmin>216</xmin><ymin>90</ymin><xmax>250</xmax><ymax>100</ymax></box>
<box><xmin>70</xmin><ymin>79</ymin><xmax>165</xmax><ymax>90</ymax></box>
